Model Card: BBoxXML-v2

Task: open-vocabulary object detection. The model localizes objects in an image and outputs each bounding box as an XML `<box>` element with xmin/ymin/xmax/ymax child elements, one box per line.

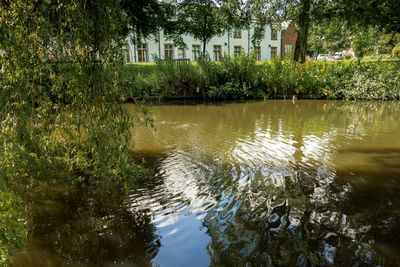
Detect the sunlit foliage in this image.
<box><xmin>0</xmin><ymin>0</ymin><xmax>148</xmax><ymax>262</ymax></box>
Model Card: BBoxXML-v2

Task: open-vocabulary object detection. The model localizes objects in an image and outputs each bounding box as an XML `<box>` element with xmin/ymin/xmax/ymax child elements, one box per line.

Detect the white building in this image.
<box><xmin>126</xmin><ymin>25</ymin><xmax>282</xmax><ymax>63</ymax></box>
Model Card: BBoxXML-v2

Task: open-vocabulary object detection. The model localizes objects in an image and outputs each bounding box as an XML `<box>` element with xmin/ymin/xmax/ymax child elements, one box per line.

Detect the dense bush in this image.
<box><xmin>344</xmin><ymin>54</ymin><xmax>352</xmax><ymax>60</ymax></box>
<box><xmin>0</xmin><ymin>190</ymin><xmax>27</xmax><ymax>265</ymax></box>
<box><xmin>126</xmin><ymin>53</ymin><xmax>400</xmax><ymax>101</ymax></box>
<box><xmin>338</xmin><ymin>64</ymin><xmax>400</xmax><ymax>100</ymax></box>
<box><xmin>393</xmin><ymin>45</ymin><xmax>400</xmax><ymax>58</ymax></box>
<box><xmin>208</xmin><ymin>52</ymin><xmax>263</xmax><ymax>99</ymax></box>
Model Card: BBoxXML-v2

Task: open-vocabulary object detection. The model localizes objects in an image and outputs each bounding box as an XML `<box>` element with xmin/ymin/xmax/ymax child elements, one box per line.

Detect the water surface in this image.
<box><xmin>129</xmin><ymin>100</ymin><xmax>400</xmax><ymax>266</ymax></box>
<box><xmin>14</xmin><ymin>100</ymin><xmax>400</xmax><ymax>266</ymax></box>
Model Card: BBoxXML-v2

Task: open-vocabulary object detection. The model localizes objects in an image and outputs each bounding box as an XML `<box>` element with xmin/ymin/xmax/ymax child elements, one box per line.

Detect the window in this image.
<box><xmin>271</xmin><ymin>29</ymin><xmax>277</xmax><ymax>40</ymax></box>
<box><xmin>234</xmin><ymin>46</ymin><xmax>242</xmax><ymax>58</ymax></box>
<box><xmin>285</xmin><ymin>44</ymin><xmax>293</xmax><ymax>55</ymax></box>
<box><xmin>178</xmin><ymin>48</ymin><xmax>185</xmax><ymax>59</ymax></box>
<box><xmin>137</xmin><ymin>43</ymin><xmax>148</xmax><ymax>62</ymax></box>
<box><xmin>233</xmin><ymin>28</ymin><xmax>242</xmax><ymax>38</ymax></box>
<box><xmin>164</xmin><ymin>44</ymin><xmax>174</xmax><ymax>59</ymax></box>
<box><xmin>255</xmin><ymin>46</ymin><xmax>261</xmax><ymax>61</ymax></box>
<box><xmin>125</xmin><ymin>44</ymin><xmax>131</xmax><ymax>62</ymax></box>
<box><xmin>213</xmin><ymin>45</ymin><xmax>222</xmax><ymax>61</ymax></box>
<box><xmin>271</xmin><ymin>46</ymin><xmax>277</xmax><ymax>58</ymax></box>
<box><xmin>192</xmin><ymin>45</ymin><xmax>201</xmax><ymax>61</ymax></box>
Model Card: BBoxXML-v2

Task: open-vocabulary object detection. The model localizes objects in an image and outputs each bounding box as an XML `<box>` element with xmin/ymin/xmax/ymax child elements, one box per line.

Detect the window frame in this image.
<box><xmin>285</xmin><ymin>44</ymin><xmax>293</xmax><ymax>54</ymax></box>
<box><xmin>164</xmin><ymin>43</ymin><xmax>174</xmax><ymax>59</ymax></box>
<box><xmin>233</xmin><ymin>28</ymin><xmax>242</xmax><ymax>39</ymax></box>
<box><xmin>178</xmin><ymin>47</ymin><xmax>186</xmax><ymax>59</ymax></box>
<box><xmin>192</xmin><ymin>44</ymin><xmax>201</xmax><ymax>61</ymax></box>
<box><xmin>271</xmin><ymin>46</ymin><xmax>277</xmax><ymax>58</ymax></box>
<box><xmin>137</xmin><ymin>43</ymin><xmax>148</xmax><ymax>63</ymax></box>
<box><xmin>234</xmin><ymin>46</ymin><xmax>242</xmax><ymax>58</ymax></box>
<box><xmin>213</xmin><ymin>45</ymin><xmax>222</xmax><ymax>61</ymax></box>
<box><xmin>271</xmin><ymin>29</ymin><xmax>278</xmax><ymax>40</ymax></box>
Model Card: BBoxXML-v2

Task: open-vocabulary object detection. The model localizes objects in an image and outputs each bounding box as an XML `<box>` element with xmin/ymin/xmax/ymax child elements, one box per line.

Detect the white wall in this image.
<box><xmin>127</xmin><ymin>24</ymin><xmax>281</xmax><ymax>63</ymax></box>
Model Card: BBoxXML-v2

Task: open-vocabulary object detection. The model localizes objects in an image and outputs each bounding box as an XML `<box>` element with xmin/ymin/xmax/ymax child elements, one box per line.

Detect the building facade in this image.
<box><xmin>126</xmin><ymin>25</ymin><xmax>282</xmax><ymax>63</ymax></box>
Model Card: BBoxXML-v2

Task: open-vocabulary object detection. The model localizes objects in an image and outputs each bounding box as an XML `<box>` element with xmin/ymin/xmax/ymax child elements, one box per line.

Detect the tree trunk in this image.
<box><xmin>294</xmin><ymin>0</ymin><xmax>311</xmax><ymax>63</ymax></box>
<box><xmin>202</xmin><ymin>9</ymin><xmax>208</xmax><ymax>58</ymax></box>
<box><xmin>203</xmin><ymin>38</ymin><xmax>207</xmax><ymax>56</ymax></box>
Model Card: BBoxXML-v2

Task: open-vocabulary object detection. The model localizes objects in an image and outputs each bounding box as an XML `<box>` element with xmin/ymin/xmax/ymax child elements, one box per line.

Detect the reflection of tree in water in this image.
<box><xmin>203</xmin><ymin>164</ymin><xmax>400</xmax><ymax>266</ymax></box>
<box><xmin>11</xmin><ymin>183</ymin><xmax>160</xmax><ymax>266</ymax></box>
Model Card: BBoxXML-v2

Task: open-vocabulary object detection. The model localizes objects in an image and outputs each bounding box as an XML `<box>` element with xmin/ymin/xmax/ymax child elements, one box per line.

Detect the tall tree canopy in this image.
<box><xmin>122</xmin><ymin>0</ymin><xmax>175</xmax><ymax>44</ymax></box>
<box><xmin>307</xmin><ymin>18</ymin><xmax>352</xmax><ymax>55</ymax></box>
<box><xmin>247</xmin><ymin>0</ymin><xmax>326</xmax><ymax>62</ymax></box>
<box><xmin>176</xmin><ymin>0</ymin><xmax>225</xmax><ymax>55</ymax></box>
<box><xmin>247</xmin><ymin>0</ymin><xmax>400</xmax><ymax>62</ymax></box>
<box><xmin>0</xmin><ymin>0</ymin><xmax>149</xmax><ymax>220</ymax></box>
<box><xmin>334</xmin><ymin>0</ymin><xmax>400</xmax><ymax>34</ymax></box>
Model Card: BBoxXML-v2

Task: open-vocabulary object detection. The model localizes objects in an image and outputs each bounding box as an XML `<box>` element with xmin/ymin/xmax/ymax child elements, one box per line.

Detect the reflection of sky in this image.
<box><xmin>228</xmin><ymin>125</ymin><xmax>334</xmax><ymax>171</ymax></box>
<box><xmin>229</xmin><ymin>127</ymin><xmax>297</xmax><ymax>166</ymax></box>
<box><xmin>128</xmin><ymin>150</ymin><xmax>214</xmax><ymax>267</ymax></box>
<box><xmin>301</xmin><ymin>133</ymin><xmax>333</xmax><ymax>167</ymax></box>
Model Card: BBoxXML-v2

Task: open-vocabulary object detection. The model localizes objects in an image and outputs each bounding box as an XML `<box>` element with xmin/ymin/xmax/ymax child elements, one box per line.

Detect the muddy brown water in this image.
<box><xmin>13</xmin><ymin>100</ymin><xmax>400</xmax><ymax>266</ymax></box>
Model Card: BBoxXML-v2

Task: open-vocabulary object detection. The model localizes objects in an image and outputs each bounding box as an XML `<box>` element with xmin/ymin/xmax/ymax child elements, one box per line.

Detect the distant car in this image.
<box><xmin>333</xmin><ymin>52</ymin><xmax>344</xmax><ymax>60</ymax></box>
<box><xmin>317</xmin><ymin>54</ymin><xmax>334</xmax><ymax>60</ymax></box>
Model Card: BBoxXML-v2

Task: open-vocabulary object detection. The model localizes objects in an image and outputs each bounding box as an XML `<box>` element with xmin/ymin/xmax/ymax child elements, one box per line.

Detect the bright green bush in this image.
<box><xmin>0</xmin><ymin>190</ymin><xmax>27</xmax><ymax>265</ymax></box>
<box><xmin>127</xmin><ymin>55</ymin><xmax>400</xmax><ymax>101</ymax></box>
<box><xmin>393</xmin><ymin>45</ymin><xmax>400</xmax><ymax>58</ymax></box>
<box><xmin>329</xmin><ymin>63</ymin><xmax>400</xmax><ymax>100</ymax></box>
<box><xmin>154</xmin><ymin>57</ymin><xmax>202</xmax><ymax>97</ymax></box>
<box><xmin>344</xmin><ymin>54</ymin><xmax>352</xmax><ymax>60</ymax></box>
<box><xmin>217</xmin><ymin>51</ymin><xmax>263</xmax><ymax>98</ymax></box>
<box><xmin>352</xmin><ymin>35</ymin><xmax>371</xmax><ymax>62</ymax></box>
<box><xmin>208</xmin><ymin>82</ymin><xmax>250</xmax><ymax>99</ymax></box>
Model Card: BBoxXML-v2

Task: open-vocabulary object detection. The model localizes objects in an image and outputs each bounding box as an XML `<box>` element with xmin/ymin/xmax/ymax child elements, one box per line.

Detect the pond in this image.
<box><xmin>13</xmin><ymin>100</ymin><xmax>400</xmax><ymax>266</ymax></box>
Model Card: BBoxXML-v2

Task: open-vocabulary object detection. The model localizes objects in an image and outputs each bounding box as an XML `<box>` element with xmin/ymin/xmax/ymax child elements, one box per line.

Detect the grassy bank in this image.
<box><xmin>124</xmin><ymin>55</ymin><xmax>400</xmax><ymax>101</ymax></box>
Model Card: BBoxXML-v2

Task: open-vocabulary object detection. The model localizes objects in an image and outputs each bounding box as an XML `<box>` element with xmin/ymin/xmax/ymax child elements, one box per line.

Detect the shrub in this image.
<box><xmin>352</xmin><ymin>35</ymin><xmax>370</xmax><ymax>62</ymax></box>
<box><xmin>127</xmin><ymin>56</ymin><xmax>400</xmax><ymax>101</ymax></box>
<box><xmin>344</xmin><ymin>54</ymin><xmax>352</xmax><ymax>60</ymax></box>
<box><xmin>0</xmin><ymin>191</ymin><xmax>27</xmax><ymax>265</ymax></box>
<box><xmin>393</xmin><ymin>45</ymin><xmax>400</xmax><ymax>58</ymax></box>
<box><xmin>218</xmin><ymin>51</ymin><xmax>262</xmax><ymax>98</ymax></box>
<box><xmin>154</xmin><ymin>57</ymin><xmax>202</xmax><ymax>98</ymax></box>
<box><xmin>208</xmin><ymin>82</ymin><xmax>250</xmax><ymax>99</ymax></box>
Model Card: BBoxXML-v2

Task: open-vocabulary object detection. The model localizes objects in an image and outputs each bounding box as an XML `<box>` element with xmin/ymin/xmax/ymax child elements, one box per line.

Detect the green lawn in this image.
<box><xmin>125</xmin><ymin>58</ymin><xmax>400</xmax><ymax>75</ymax></box>
<box><xmin>125</xmin><ymin>63</ymin><xmax>157</xmax><ymax>75</ymax></box>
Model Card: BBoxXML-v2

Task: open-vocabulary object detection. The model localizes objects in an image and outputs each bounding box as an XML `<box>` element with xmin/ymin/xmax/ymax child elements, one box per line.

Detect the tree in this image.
<box><xmin>292</xmin><ymin>0</ymin><xmax>311</xmax><ymax>62</ymax></box>
<box><xmin>352</xmin><ymin>33</ymin><xmax>371</xmax><ymax>64</ymax></box>
<box><xmin>0</xmin><ymin>1</ymin><xmax>149</xmax><ymax>261</ymax></box>
<box><xmin>334</xmin><ymin>0</ymin><xmax>400</xmax><ymax>35</ymax></box>
<box><xmin>0</xmin><ymin>0</ymin><xmax>136</xmax><ymax>182</ymax></box>
<box><xmin>1</xmin><ymin>0</ymin><xmax>178</xmax><ymax>261</ymax></box>
<box><xmin>373</xmin><ymin>32</ymin><xmax>400</xmax><ymax>55</ymax></box>
<box><xmin>307</xmin><ymin>18</ymin><xmax>352</xmax><ymax>56</ymax></box>
<box><xmin>122</xmin><ymin>0</ymin><xmax>176</xmax><ymax>44</ymax></box>
<box><xmin>176</xmin><ymin>0</ymin><xmax>225</xmax><ymax>56</ymax></box>
<box><xmin>248</xmin><ymin>0</ymin><xmax>328</xmax><ymax>63</ymax></box>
